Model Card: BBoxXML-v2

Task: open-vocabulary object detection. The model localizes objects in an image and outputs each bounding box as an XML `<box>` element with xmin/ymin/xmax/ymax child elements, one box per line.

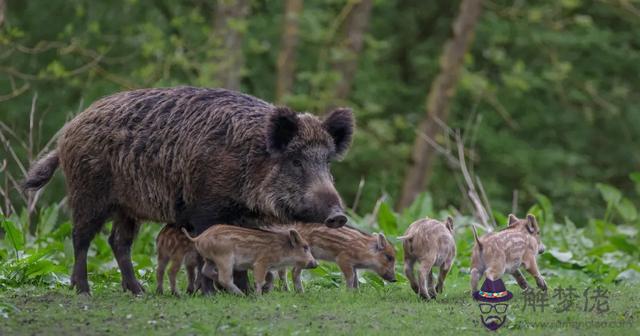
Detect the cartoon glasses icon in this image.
<box><xmin>479</xmin><ymin>303</ymin><xmax>508</xmax><ymax>314</ymax></box>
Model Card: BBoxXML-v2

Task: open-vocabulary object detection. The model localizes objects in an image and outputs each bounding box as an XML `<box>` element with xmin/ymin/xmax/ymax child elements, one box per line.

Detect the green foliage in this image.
<box><xmin>1</xmin><ymin>1</ymin><xmax>639</xmax><ymax>221</ymax></box>
<box><xmin>2</xmin><ymin>177</ymin><xmax>639</xmax><ymax>291</ymax></box>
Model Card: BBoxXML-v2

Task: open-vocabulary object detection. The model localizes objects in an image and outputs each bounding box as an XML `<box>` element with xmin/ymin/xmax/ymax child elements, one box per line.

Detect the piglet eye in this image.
<box><xmin>293</xmin><ymin>159</ymin><xmax>302</xmax><ymax>167</ymax></box>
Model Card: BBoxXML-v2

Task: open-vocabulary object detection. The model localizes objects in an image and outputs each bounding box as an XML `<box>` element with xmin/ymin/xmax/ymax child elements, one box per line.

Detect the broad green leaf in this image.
<box><xmin>596</xmin><ymin>183</ymin><xmax>622</xmax><ymax>206</ymax></box>
<box><xmin>377</xmin><ymin>202</ymin><xmax>398</xmax><ymax>236</ymax></box>
<box><xmin>615</xmin><ymin>198</ymin><xmax>638</xmax><ymax>221</ymax></box>
<box><xmin>609</xmin><ymin>235</ymin><xmax>637</xmax><ymax>254</ymax></box>
<box><xmin>38</xmin><ymin>206</ymin><xmax>59</xmax><ymax>236</ymax></box>
<box><xmin>1</xmin><ymin>220</ymin><xmax>24</xmax><ymax>255</ymax></box>
<box><xmin>615</xmin><ymin>269</ymin><xmax>640</xmax><ymax>285</ymax></box>
<box><xmin>534</xmin><ymin>193</ymin><xmax>554</xmax><ymax>224</ymax></box>
<box><xmin>549</xmin><ymin>248</ymin><xmax>573</xmax><ymax>263</ymax></box>
<box><xmin>630</xmin><ymin>172</ymin><xmax>640</xmax><ymax>195</ymax></box>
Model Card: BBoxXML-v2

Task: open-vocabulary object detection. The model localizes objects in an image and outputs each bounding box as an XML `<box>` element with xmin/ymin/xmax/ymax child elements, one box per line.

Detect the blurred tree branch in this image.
<box><xmin>275</xmin><ymin>0</ymin><xmax>303</xmax><ymax>103</ymax></box>
<box><xmin>398</xmin><ymin>0</ymin><xmax>484</xmax><ymax>209</ymax></box>
<box><xmin>330</xmin><ymin>0</ymin><xmax>373</xmax><ymax>104</ymax></box>
<box><xmin>211</xmin><ymin>0</ymin><xmax>250</xmax><ymax>90</ymax></box>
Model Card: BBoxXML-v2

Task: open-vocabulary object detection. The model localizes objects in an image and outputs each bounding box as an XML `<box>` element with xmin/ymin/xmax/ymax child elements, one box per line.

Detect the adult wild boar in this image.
<box><xmin>23</xmin><ymin>87</ymin><xmax>354</xmax><ymax>295</ymax></box>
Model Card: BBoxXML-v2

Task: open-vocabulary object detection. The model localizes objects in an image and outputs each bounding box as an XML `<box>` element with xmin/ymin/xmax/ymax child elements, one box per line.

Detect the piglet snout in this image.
<box><xmin>384</xmin><ymin>272</ymin><xmax>397</xmax><ymax>283</ymax></box>
<box><xmin>306</xmin><ymin>260</ymin><xmax>319</xmax><ymax>269</ymax></box>
<box><xmin>538</xmin><ymin>243</ymin><xmax>546</xmax><ymax>255</ymax></box>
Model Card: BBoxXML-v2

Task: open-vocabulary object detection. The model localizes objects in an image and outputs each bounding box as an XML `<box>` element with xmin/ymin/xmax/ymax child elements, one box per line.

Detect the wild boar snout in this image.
<box><xmin>325</xmin><ymin>207</ymin><xmax>347</xmax><ymax>228</ymax></box>
<box><xmin>305</xmin><ymin>176</ymin><xmax>346</xmax><ymax>227</ymax></box>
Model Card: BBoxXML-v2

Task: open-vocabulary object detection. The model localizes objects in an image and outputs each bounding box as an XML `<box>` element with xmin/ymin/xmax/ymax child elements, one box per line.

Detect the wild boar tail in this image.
<box><xmin>471</xmin><ymin>224</ymin><xmax>482</xmax><ymax>251</ymax></box>
<box><xmin>22</xmin><ymin>150</ymin><xmax>59</xmax><ymax>191</ymax></box>
<box><xmin>181</xmin><ymin>228</ymin><xmax>196</xmax><ymax>242</ymax></box>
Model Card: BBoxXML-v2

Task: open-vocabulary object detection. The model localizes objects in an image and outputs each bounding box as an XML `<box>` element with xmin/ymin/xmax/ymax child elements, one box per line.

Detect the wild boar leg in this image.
<box><xmin>278</xmin><ymin>269</ymin><xmax>289</xmax><ymax>291</ymax></box>
<box><xmin>253</xmin><ymin>264</ymin><xmax>268</xmax><ymax>295</ymax></box>
<box><xmin>215</xmin><ymin>259</ymin><xmax>244</xmax><ymax>296</ymax></box>
<box><xmin>108</xmin><ymin>211</ymin><xmax>144</xmax><ymax>295</ymax></box>
<box><xmin>511</xmin><ymin>269</ymin><xmax>530</xmax><ymax>290</ymax></box>
<box><xmin>292</xmin><ymin>266</ymin><xmax>304</xmax><ymax>293</ymax></box>
<box><xmin>68</xmin><ymin>181</ymin><xmax>111</xmax><ymax>295</ymax></box>
<box><xmin>156</xmin><ymin>252</ymin><xmax>170</xmax><ymax>294</ymax></box>
<box><xmin>524</xmin><ymin>256</ymin><xmax>547</xmax><ymax>291</ymax></box>
<box><xmin>436</xmin><ymin>261</ymin><xmax>452</xmax><ymax>294</ymax></box>
<box><xmin>168</xmin><ymin>256</ymin><xmax>182</xmax><ymax>296</ymax></box>
<box><xmin>404</xmin><ymin>257</ymin><xmax>419</xmax><ymax>294</ymax></box>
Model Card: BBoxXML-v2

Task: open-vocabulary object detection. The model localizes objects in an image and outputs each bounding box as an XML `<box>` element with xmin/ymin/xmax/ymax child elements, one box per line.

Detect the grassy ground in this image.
<box><xmin>1</xmin><ymin>271</ymin><xmax>638</xmax><ymax>335</ymax></box>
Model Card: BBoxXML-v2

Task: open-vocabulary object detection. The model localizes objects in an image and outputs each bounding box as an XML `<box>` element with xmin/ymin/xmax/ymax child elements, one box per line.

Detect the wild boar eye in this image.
<box><xmin>384</xmin><ymin>254</ymin><xmax>393</xmax><ymax>262</ymax></box>
<box><xmin>292</xmin><ymin>159</ymin><xmax>303</xmax><ymax>168</ymax></box>
<box><xmin>303</xmin><ymin>246</ymin><xmax>309</xmax><ymax>252</ymax></box>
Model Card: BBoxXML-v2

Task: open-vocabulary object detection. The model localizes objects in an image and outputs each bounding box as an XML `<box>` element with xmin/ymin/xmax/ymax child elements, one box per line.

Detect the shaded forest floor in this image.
<box><xmin>1</xmin><ymin>273</ymin><xmax>638</xmax><ymax>335</ymax></box>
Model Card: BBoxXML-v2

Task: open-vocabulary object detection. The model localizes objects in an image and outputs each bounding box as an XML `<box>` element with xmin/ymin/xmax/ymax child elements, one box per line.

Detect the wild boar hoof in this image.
<box><xmin>122</xmin><ymin>279</ymin><xmax>145</xmax><ymax>295</ymax></box>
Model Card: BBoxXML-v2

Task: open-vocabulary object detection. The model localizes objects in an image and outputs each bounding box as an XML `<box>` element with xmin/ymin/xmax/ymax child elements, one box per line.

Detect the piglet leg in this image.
<box><xmin>292</xmin><ymin>266</ymin><xmax>304</xmax><ymax>293</ymax></box>
<box><xmin>511</xmin><ymin>269</ymin><xmax>530</xmax><ymax>290</ymax></box>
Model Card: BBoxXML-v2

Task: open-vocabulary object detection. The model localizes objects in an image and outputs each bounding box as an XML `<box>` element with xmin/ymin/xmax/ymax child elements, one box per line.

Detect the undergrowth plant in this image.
<box><xmin>1</xmin><ymin>174</ymin><xmax>639</xmax><ymax>291</ymax></box>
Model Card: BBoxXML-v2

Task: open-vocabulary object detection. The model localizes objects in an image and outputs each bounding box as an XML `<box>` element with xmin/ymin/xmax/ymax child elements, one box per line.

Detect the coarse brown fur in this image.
<box><xmin>470</xmin><ymin>214</ymin><xmax>547</xmax><ymax>294</ymax></box>
<box><xmin>22</xmin><ymin>87</ymin><xmax>354</xmax><ymax>295</ymax></box>
<box><xmin>273</xmin><ymin>223</ymin><xmax>396</xmax><ymax>292</ymax></box>
<box><xmin>182</xmin><ymin>225</ymin><xmax>317</xmax><ymax>296</ymax></box>
<box><xmin>399</xmin><ymin>217</ymin><xmax>456</xmax><ymax>299</ymax></box>
<box><xmin>155</xmin><ymin>224</ymin><xmax>200</xmax><ymax>296</ymax></box>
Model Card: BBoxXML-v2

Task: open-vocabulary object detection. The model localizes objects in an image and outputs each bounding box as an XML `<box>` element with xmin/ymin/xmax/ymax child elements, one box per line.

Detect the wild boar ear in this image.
<box><xmin>508</xmin><ymin>214</ymin><xmax>519</xmax><ymax>226</ymax></box>
<box><xmin>267</xmin><ymin>107</ymin><xmax>299</xmax><ymax>155</ymax></box>
<box><xmin>446</xmin><ymin>216</ymin><xmax>454</xmax><ymax>233</ymax></box>
<box><xmin>288</xmin><ymin>229</ymin><xmax>303</xmax><ymax>247</ymax></box>
<box><xmin>375</xmin><ymin>233</ymin><xmax>387</xmax><ymax>251</ymax></box>
<box><xmin>323</xmin><ymin>108</ymin><xmax>354</xmax><ymax>158</ymax></box>
<box><xmin>526</xmin><ymin>214</ymin><xmax>538</xmax><ymax>233</ymax></box>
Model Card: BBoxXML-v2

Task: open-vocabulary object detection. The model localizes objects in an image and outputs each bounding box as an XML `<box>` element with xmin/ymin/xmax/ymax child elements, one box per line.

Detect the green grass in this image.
<box><xmin>1</xmin><ymin>271</ymin><xmax>638</xmax><ymax>335</ymax></box>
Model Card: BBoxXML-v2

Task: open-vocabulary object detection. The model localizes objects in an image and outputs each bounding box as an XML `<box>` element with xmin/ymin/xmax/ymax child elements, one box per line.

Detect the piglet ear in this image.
<box><xmin>375</xmin><ymin>233</ymin><xmax>387</xmax><ymax>251</ymax></box>
<box><xmin>323</xmin><ymin>108</ymin><xmax>354</xmax><ymax>158</ymax></box>
<box><xmin>289</xmin><ymin>229</ymin><xmax>303</xmax><ymax>248</ymax></box>
<box><xmin>267</xmin><ymin>107</ymin><xmax>299</xmax><ymax>155</ymax></box>
<box><xmin>526</xmin><ymin>214</ymin><xmax>538</xmax><ymax>233</ymax></box>
<box><xmin>508</xmin><ymin>214</ymin><xmax>519</xmax><ymax>226</ymax></box>
<box><xmin>446</xmin><ymin>216</ymin><xmax>454</xmax><ymax>233</ymax></box>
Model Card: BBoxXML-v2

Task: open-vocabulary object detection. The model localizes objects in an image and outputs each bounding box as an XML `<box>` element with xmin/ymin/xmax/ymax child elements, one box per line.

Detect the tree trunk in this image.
<box><xmin>212</xmin><ymin>0</ymin><xmax>250</xmax><ymax>91</ymax></box>
<box><xmin>397</xmin><ymin>0</ymin><xmax>484</xmax><ymax>209</ymax></box>
<box><xmin>331</xmin><ymin>0</ymin><xmax>373</xmax><ymax>102</ymax></box>
<box><xmin>275</xmin><ymin>0</ymin><xmax>303</xmax><ymax>103</ymax></box>
<box><xmin>0</xmin><ymin>0</ymin><xmax>6</xmax><ymax>27</ymax></box>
